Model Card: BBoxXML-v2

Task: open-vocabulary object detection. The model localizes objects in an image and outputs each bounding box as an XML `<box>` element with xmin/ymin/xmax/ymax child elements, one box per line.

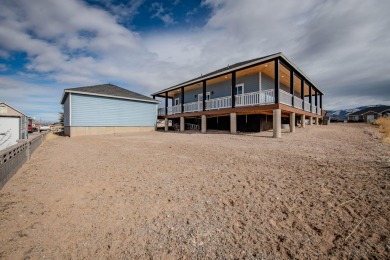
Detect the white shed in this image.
<box><xmin>0</xmin><ymin>102</ymin><xmax>28</xmax><ymax>151</ymax></box>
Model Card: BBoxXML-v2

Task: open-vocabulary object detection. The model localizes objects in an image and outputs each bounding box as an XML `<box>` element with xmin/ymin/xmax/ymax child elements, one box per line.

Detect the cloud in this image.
<box><xmin>150</xmin><ymin>2</ymin><xmax>176</xmax><ymax>25</ymax></box>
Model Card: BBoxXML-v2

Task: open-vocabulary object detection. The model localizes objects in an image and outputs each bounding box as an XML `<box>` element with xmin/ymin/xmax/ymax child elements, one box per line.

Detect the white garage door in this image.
<box><xmin>0</xmin><ymin>117</ymin><xmax>20</xmax><ymax>151</ymax></box>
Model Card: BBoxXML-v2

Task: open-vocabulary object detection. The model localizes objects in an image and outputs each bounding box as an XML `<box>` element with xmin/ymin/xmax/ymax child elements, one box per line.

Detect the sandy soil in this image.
<box><xmin>0</xmin><ymin>123</ymin><xmax>389</xmax><ymax>259</ymax></box>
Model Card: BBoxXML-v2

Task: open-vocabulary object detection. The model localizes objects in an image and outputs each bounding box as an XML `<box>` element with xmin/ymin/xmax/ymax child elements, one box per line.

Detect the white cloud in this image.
<box><xmin>150</xmin><ymin>2</ymin><xmax>176</xmax><ymax>25</ymax></box>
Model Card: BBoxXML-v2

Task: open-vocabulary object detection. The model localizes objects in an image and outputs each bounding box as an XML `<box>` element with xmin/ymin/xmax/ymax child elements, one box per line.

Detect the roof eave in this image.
<box><xmin>61</xmin><ymin>90</ymin><xmax>160</xmax><ymax>104</ymax></box>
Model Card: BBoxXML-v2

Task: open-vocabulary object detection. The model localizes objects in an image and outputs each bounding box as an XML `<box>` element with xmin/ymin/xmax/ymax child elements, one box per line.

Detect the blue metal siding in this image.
<box><xmin>64</xmin><ymin>94</ymin><xmax>70</xmax><ymax>126</ymax></box>
<box><xmin>71</xmin><ymin>94</ymin><xmax>157</xmax><ymax>126</ymax></box>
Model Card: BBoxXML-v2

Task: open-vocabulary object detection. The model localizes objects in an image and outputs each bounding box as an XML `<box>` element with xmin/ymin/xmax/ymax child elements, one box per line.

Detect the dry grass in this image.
<box><xmin>374</xmin><ymin>117</ymin><xmax>390</xmax><ymax>143</ymax></box>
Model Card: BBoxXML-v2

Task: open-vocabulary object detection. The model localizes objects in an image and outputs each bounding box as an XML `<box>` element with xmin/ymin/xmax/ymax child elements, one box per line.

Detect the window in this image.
<box><xmin>235</xmin><ymin>84</ymin><xmax>244</xmax><ymax>95</ymax></box>
<box><xmin>174</xmin><ymin>98</ymin><xmax>180</xmax><ymax>105</ymax></box>
<box><xmin>198</xmin><ymin>92</ymin><xmax>210</xmax><ymax>101</ymax></box>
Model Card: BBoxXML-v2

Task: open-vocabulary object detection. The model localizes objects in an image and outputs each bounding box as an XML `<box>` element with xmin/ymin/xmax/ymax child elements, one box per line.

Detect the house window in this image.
<box><xmin>235</xmin><ymin>84</ymin><xmax>244</xmax><ymax>95</ymax></box>
<box><xmin>174</xmin><ymin>98</ymin><xmax>180</xmax><ymax>106</ymax></box>
<box><xmin>198</xmin><ymin>92</ymin><xmax>210</xmax><ymax>101</ymax></box>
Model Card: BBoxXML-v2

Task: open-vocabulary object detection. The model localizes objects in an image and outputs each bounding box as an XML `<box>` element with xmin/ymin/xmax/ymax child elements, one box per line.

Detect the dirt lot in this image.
<box><xmin>0</xmin><ymin>123</ymin><xmax>389</xmax><ymax>259</ymax></box>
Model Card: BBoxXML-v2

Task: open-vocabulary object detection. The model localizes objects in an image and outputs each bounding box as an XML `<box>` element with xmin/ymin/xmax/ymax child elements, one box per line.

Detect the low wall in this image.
<box><xmin>65</xmin><ymin>126</ymin><xmax>155</xmax><ymax>137</ymax></box>
<box><xmin>0</xmin><ymin>132</ymin><xmax>48</xmax><ymax>189</ymax></box>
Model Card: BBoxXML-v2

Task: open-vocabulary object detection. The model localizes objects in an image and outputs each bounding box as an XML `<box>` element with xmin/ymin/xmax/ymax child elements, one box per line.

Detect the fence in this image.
<box><xmin>0</xmin><ymin>132</ymin><xmax>48</xmax><ymax>189</ymax></box>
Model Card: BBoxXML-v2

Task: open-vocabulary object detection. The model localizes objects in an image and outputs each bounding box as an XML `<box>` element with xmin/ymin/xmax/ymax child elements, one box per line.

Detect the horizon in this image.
<box><xmin>1</xmin><ymin>0</ymin><xmax>390</xmax><ymax>121</ymax></box>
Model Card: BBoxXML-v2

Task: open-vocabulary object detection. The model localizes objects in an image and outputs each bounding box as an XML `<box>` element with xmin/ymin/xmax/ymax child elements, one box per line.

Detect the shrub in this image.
<box><xmin>374</xmin><ymin>117</ymin><xmax>390</xmax><ymax>143</ymax></box>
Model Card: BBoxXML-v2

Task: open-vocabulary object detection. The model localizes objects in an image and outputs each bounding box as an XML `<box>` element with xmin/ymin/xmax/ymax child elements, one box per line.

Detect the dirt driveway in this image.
<box><xmin>0</xmin><ymin>124</ymin><xmax>389</xmax><ymax>258</ymax></box>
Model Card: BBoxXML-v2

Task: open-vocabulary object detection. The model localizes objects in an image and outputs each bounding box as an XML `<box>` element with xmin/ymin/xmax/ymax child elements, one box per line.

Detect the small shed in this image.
<box><xmin>60</xmin><ymin>84</ymin><xmax>160</xmax><ymax>137</ymax></box>
<box><xmin>0</xmin><ymin>102</ymin><xmax>28</xmax><ymax>150</ymax></box>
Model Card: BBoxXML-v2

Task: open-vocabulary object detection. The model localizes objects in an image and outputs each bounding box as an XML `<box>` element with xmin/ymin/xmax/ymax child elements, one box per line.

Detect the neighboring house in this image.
<box><xmin>0</xmin><ymin>102</ymin><xmax>28</xmax><ymax>150</ymax></box>
<box><xmin>151</xmin><ymin>52</ymin><xmax>325</xmax><ymax>138</ymax></box>
<box><xmin>347</xmin><ymin>106</ymin><xmax>390</xmax><ymax>123</ymax></box>
<box><xmin>60</xmin><ymin>84</ymin><xmax>160</xmax><ymax>137</ymax></box>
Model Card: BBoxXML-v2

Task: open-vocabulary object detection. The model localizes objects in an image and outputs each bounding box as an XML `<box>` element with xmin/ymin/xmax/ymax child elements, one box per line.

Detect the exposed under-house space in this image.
<box><xmin>152</xmin><ymin>53</ymin><xmax>324</xmax><ymax>138</ymax></box>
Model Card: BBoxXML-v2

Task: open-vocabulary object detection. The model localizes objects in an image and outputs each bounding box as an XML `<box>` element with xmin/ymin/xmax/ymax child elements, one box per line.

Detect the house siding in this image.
<box><xmin>64</xmin><ymin>94</ymin><xmax>70</xmax><ymax>126</ymax></box>
<box><xmin>71</xmin><ymin>93</ymin><xmax>157</xmax><ymax>127</ymax></box>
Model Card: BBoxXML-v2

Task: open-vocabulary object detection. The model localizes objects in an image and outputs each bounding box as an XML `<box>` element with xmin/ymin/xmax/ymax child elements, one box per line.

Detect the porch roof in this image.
<box><xmin>151</xmin><ymin>52</ymin><xmax>324</xmax><ymax>96</ymax></box>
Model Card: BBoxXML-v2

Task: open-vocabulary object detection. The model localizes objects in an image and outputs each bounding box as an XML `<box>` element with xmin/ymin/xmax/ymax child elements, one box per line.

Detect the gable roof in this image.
<box><xmin>348</xmin><ymin>105</ymin><xmax>390</xmax><ymax>116</ymax></box>
<box><xmin>0</xmin><ymin>102</ymin><xmax>28</xmax><ymax>117</ymax></box>
<box><xmin>151</xmin><ymin>52</ymin><xmax>323</xmax><ymax>96</ymax></box>
<box><xmin>61</xmin><ymin>84</ymin><xmax>159</xmax><ymax>104</ymax></box>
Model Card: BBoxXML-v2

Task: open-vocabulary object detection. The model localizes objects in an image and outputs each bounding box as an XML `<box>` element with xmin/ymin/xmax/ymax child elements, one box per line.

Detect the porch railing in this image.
<box><xmin>206</xmin><ymin>96</ymin><xmax>231</xmax><ymax>110</ymax></box>
<box><xmin>293</xmin><ymin>96</ymin><xmax>303</xmax><ymax>109</ymax></box>
<box><xmin>279</xmin><ymin>90</ymin><xmax>293</xmax><ymax>106</ymax></box>
<box><xmin>304</xmin><ymin>101</ymin><xmax>311</xmax><ymax>112</ymax></box>
<box><xmin>318</xmin><ymin>108</ymin><xmax>322</xmax><ymax>115</ymax></box>
<box><xmin>158</xmin><ymin>89</ymin><xmax>321</xmax><ymax>116</ymax></box>
<box><xmin>184</xmin><ymin>101</ymin><xmax>202</xmax><ymax>113</ymax></box>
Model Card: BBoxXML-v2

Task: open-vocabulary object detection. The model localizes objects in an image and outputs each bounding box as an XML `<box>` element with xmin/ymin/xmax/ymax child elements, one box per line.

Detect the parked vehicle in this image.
<box><xmin>39</xmin><ymin>125</ymin><xmax>50</xmax><ymax>132</ymax></box>
<box><xmin>28</xmin><ymin>124</ymin><xmax>33</xmax><ymax>133</ymax></box>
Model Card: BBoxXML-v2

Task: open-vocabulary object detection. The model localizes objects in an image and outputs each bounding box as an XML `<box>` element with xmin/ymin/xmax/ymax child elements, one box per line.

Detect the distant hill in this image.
<box><xmin>327</xmin><ymin>105</ymin><xmax>387</xmax><ymax>121</ymax></box>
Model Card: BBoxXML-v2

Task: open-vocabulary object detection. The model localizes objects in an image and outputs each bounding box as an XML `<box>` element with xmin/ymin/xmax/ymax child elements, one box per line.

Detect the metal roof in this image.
<box><xmin>61</xmin><ymin>84</ymin><xmax>159</xmax><ymax>104</ymax></box>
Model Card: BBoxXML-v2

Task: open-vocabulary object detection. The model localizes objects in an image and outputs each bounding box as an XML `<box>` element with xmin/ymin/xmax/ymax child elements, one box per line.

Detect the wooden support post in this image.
<box><xmin>181</xmin><ymin>86</ymin><xmax>184</xmax><ymax>113</ymax></box>
<box><xmin>274</xmin><ymin>58</ymin><xmax>280</xmax><ymax>104</ymax></box>
<box><xmin>231</xmin><ymin>71</ymin><xmax>236</xmax><ymax>108</ymax></box>
<box><xmin>290</xmin><ymin>70</ymin><xmax>294</xmax><ymax>107</ymax></box>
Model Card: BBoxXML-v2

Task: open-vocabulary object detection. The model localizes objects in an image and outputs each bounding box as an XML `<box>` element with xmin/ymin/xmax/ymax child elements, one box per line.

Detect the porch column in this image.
<box><xmin>315</xmin><ymin>89</ymin><xmax>318</xmax><ymax>114</ymax></box>
<box><xmin>165</xmin><ymin>92</ymin><xmax>168</xmax><ymax>115</ymax></box>
<box><xmin>231</xmin><ymin>71</ymin><xmax>236</xmax><ymax>108</ymax></box>
<box><xmin>290</xmin><ymin>112</ymin><xmax>295</xmax><ymax>132</ymax></box>
<box><xmin>202</xmin><ymin>80</ymin><xmax>206</xmax><ymax>111</ymax></box>
<box><xmin>308</xmin><ymin>116</ymin><xmax>313</xmax><ymax>125</ymax></box>
<box><xmin>180</xmin><ymin>117</ymin><xmax>185</xmax><ymax>131</ymax></box>
<box><xmin>301</xmin><ymin>114</ymin><xmax>305</xmax><ymax>128</ymax></box>
<box><xmin>230</xmin><ymin>112</ymin><xmax>237</xmax><ymax>134</ymax></box>
<box><xmin>201</xmin><ymin>115</ymin><xmax>207</xmax><ymax>133</ymax></box>
<box><xmin>152</xmin><ymin>95</ymin><xmax>155</xmax><ymax>100</ymax></box>
<box><xmin>181</xmin><ymin>87</ymin><xmax>184</xmax><ymax>113</ymax></box>
<box><xmin>301</xmin><ymin>79</ymin><xmax>305</xmax><ymax>109</ymax></box>
<box><xmin>290</xmin><ymin>70</ymin><xmax>294</xmax><ymax>107</ymax></box>
<box><xmin>273</xmin><ymin>109</ymin><xmax>281</xmax><ymax>138</ymax></box>
<box><xmin>164</xmin><ymin>118</ymin><xmax>169</xmax><ymax>132</ymax></box>
<box><xmin>309</xmin><ymin>86</ymin><xmax>312</xmax><ymax>112</ymax></box>
<box><xmin>274</xmin><ymin>58</ymin><xmax>280</xmax><ymax>104</ymax></box>
<box><xmin>315</xmin><ymin>117</ymin><xmax>319</xmax><ymax>125</ymax></box>
<box><xmin>320</xmin><ymin>94</ymin><xmax>323</xmax><ymax>109</ymax></box>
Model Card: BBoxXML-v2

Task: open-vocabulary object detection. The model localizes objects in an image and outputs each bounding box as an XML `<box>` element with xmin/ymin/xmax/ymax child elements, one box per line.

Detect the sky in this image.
<box><xmin>0</xmin><ymin>0</ymin><xmax>389</xmax><ymax>122</ymax></box>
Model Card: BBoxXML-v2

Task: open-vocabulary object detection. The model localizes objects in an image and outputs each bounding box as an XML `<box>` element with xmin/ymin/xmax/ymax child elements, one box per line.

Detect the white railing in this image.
<box><xmin>260</xmin><ymin>89</ymin><xmax>275</xmax><ymax>104</ymax></box>
<box><xmin>236</xmin><ymin>91</ymin><xmax>260</xmax><ymax>107</ymax></box>
<box><xmin>172</xmin><ymin>105</ymin><xmax>181</xmax><ymax>115</ymax></box>
<box><xmin>293</xmin><ymin>96</ymin><xmax>303</xmax><ymax>109</ymax></box>
<box><xmin>312</xmin><ymin>105</ymin><xmax>317</xmax><ymax>114</ymax></box>
<box><xmin>304</xmin><ymin>101</ymin><xmax>311</xmax><ymax>112</ymax></box>
<box><xmin>206</xmin><ymin>96</ymin><xmax>231</xmax><ymax>110</ymax></box>
<box><xmin>279</xmin><ymin>90</ymin><xmax>293</xmax><ymax>106</ymax></box>
<box><xmin>184</xmin><ymin>101</ymin><xmax>202</xmax><ymax>113</ymax></box>
<box><xmin>235</xmin><ymin>89</ymin><xmax>275</xmax><ymax>107</ymax></box>
<box><xmin>318</xmin><ymin>108</ymin><xmax>322</xmax><ymax>115</ymax></box>
<box><xmin>158</xmin><ymin>108</ymin><xmax>165</xmax><ymax>116</ymax></box>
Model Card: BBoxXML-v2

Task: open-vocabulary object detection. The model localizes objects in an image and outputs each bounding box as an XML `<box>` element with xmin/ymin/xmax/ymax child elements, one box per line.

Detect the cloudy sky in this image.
<box><xmin>0</xmin><ymin>0</ymin><xmax>389</xmax><ymax>121</ymax></box>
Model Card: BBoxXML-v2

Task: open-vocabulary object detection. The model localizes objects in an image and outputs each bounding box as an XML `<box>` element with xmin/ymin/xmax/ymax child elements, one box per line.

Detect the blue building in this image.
<box><xmin>60</xmin><ymin>84</ymin><xmax>159</xmax><ymax>137</ymax></box>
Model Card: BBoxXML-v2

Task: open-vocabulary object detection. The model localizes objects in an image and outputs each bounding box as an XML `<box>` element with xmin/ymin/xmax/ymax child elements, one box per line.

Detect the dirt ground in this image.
<box><xmin>0</xmin><ymin>123</ymin><xmax>389</xmax><ymax>259</ymax></box>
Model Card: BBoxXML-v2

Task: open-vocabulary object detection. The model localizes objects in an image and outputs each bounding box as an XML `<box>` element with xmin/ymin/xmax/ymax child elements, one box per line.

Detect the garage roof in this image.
<box><xmin>61</xmin><ymin>84</ymin><xmax>159</xmax><ymax>104</ymax></box>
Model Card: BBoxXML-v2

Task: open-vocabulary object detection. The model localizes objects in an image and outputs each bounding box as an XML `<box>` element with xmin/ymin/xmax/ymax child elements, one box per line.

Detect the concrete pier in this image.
<box><xmin>230</xmin><ymin>113</ymin><xmax>237</xmax><ymax>134</ymax></box>
<box><xmin>273</xmin><ymin>109</ymin><xmax>281</xmax><ymax>138</ymax></box>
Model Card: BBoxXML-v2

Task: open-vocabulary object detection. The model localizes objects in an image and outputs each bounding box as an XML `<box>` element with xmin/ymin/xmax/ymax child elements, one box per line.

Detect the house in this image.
<box><xmin>151</xmin><ymin>52</ymin><xmax>324</xmax><ymax>138</ymax></box>
<box><xmin>60</xmin><ymin>84</ymin><xmax>160</xmax><ymax>137</ymax></box>
<box><xmin>0</xmin><ymin>102</ymin><xmax>28</xmax><ymax>150</ymax></box>
<box><xmin>347</xmin><ymin>106</ymin><xmax>390</xmax><ymax>123</ymax></box>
